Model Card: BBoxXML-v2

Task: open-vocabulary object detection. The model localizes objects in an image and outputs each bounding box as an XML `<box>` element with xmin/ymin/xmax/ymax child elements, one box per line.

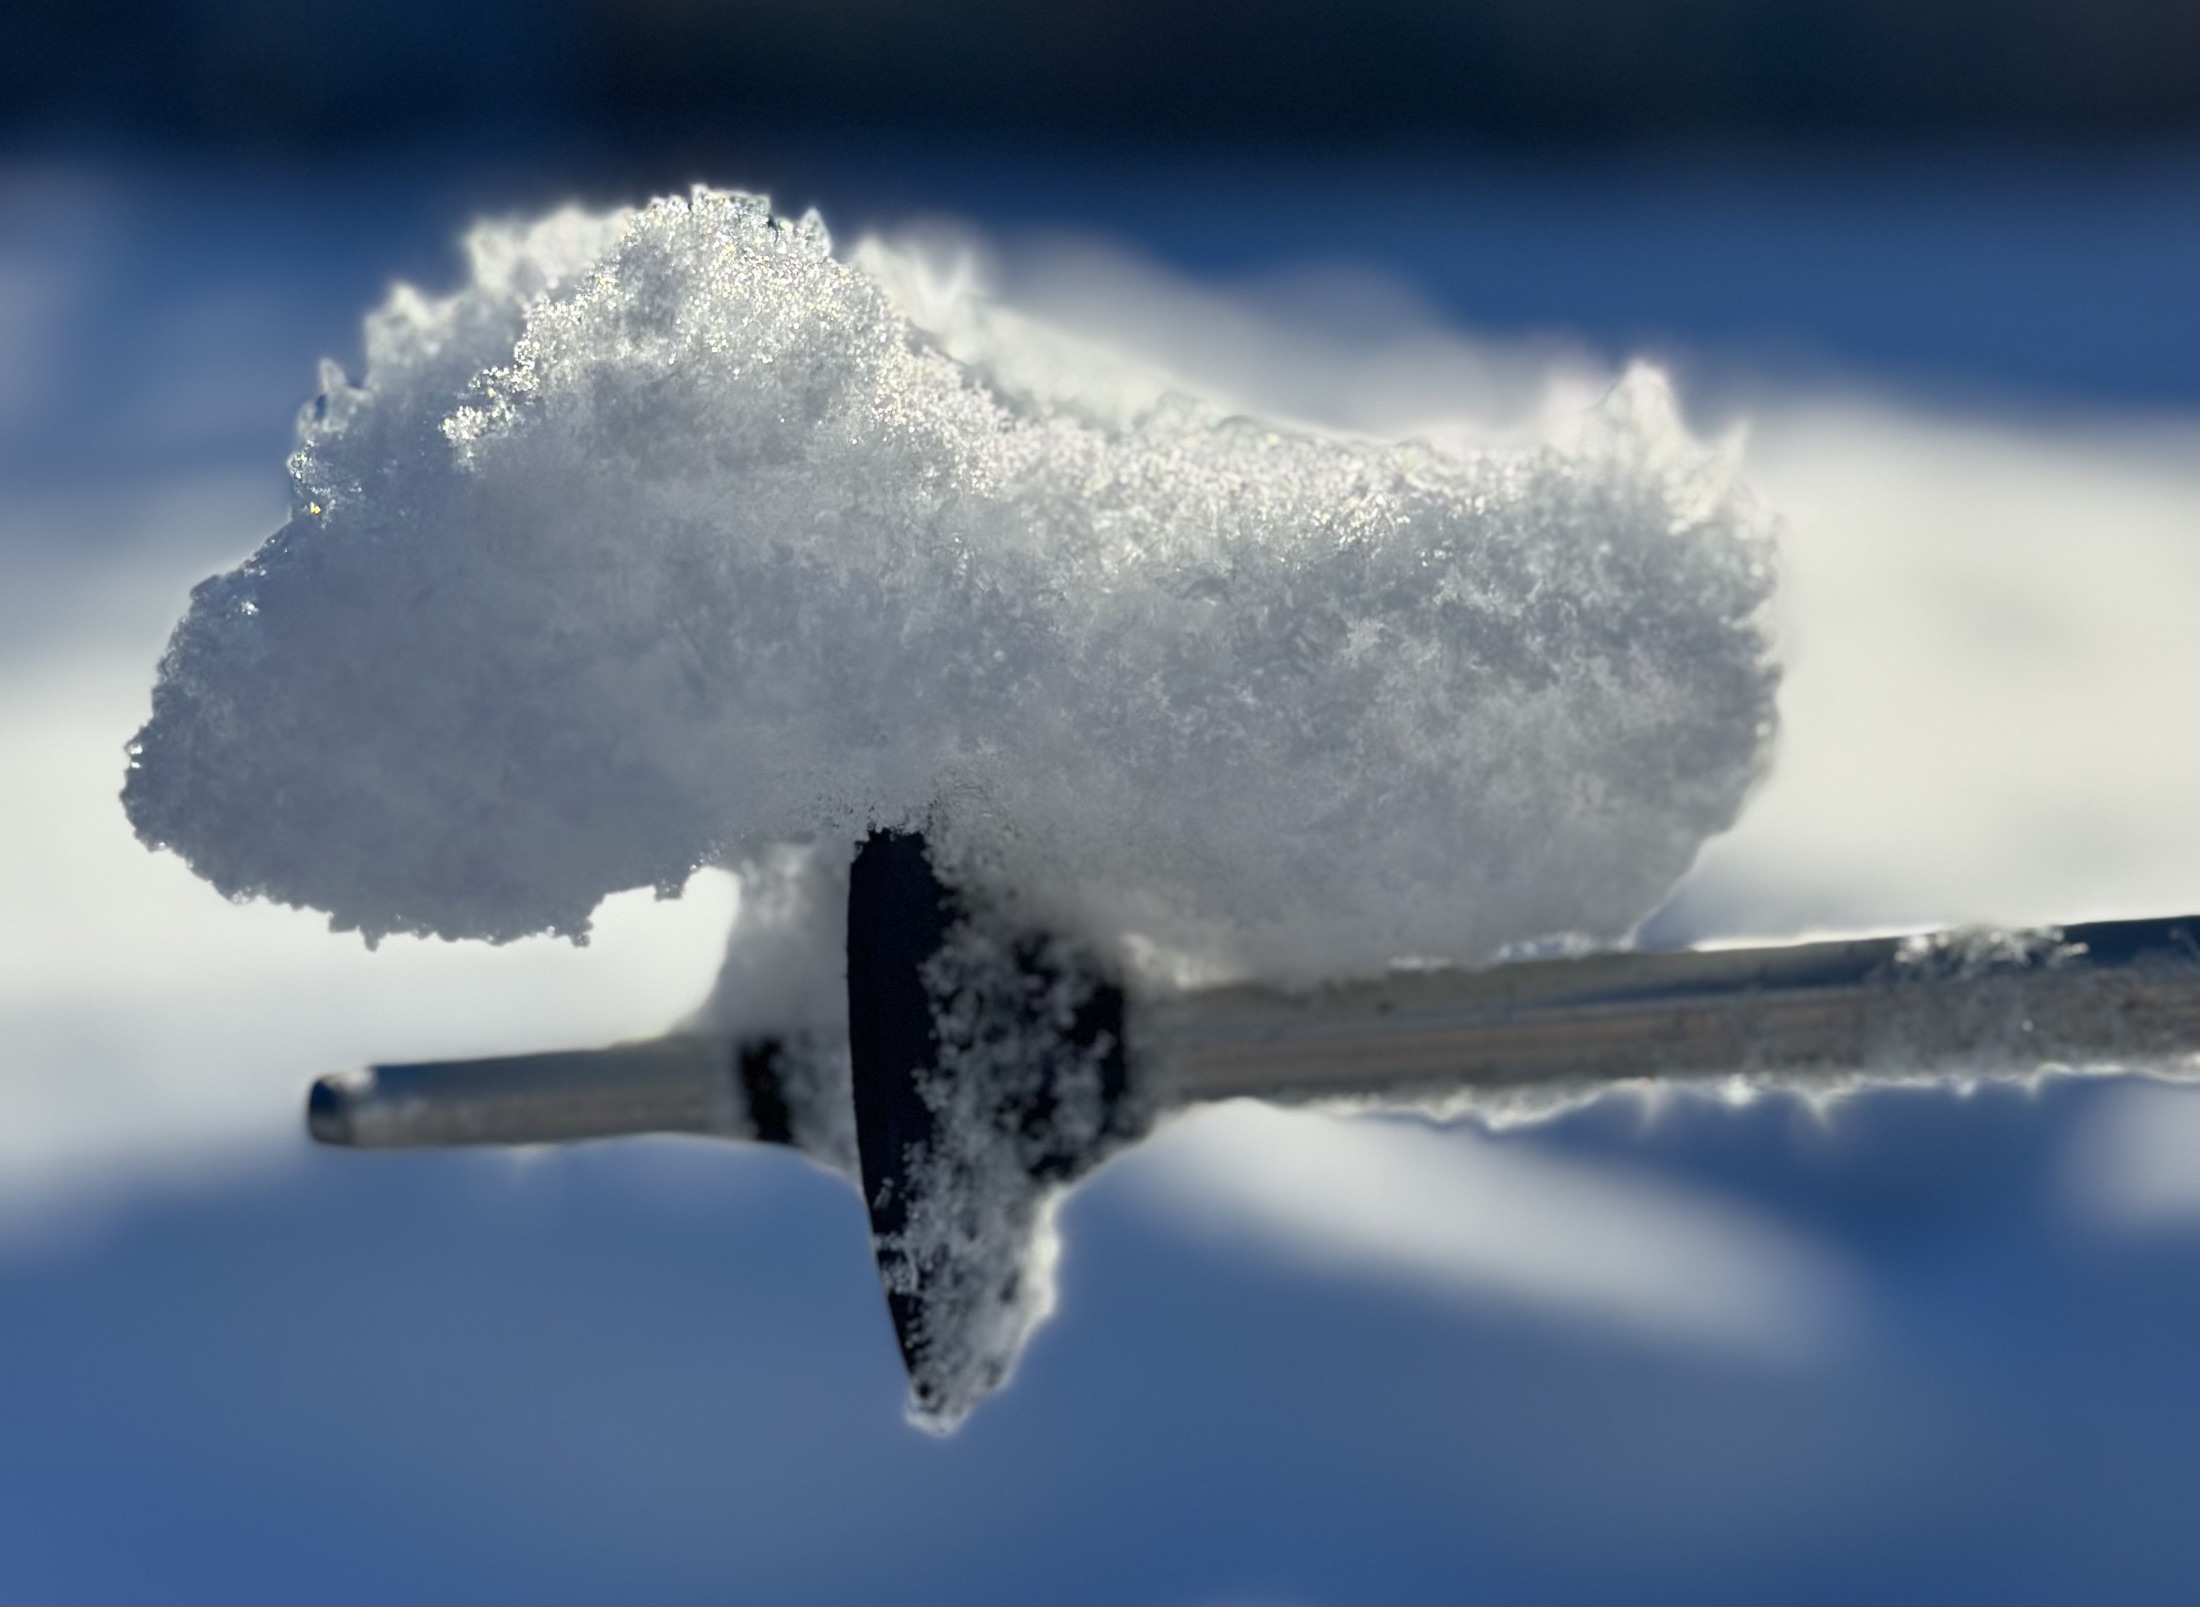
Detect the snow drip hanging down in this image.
<box><xmin>123</xmin><ymin>187</ymin><xmax>1779</xmax><ymax>990</ymax></box>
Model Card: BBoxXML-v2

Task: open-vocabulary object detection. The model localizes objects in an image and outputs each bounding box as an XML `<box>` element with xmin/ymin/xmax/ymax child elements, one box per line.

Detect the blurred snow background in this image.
<box><xmin>4</xmin><ymin>143</ymin><xmax>2200</xmax><ymax>1601</ymax></box>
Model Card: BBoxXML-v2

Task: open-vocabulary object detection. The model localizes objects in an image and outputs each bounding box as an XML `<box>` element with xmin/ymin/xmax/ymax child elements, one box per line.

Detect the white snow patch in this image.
<box><xmin>122</xmin><ymin>187</ymin><xmax>1779</xmax><ymax>992</ymax></box>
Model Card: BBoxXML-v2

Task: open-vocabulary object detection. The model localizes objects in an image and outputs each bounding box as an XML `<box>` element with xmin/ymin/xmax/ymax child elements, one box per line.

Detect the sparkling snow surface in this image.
<box><xmin>122</xmin><ymin>189</ymin><xmax>1778</xmax><ymax>989</ymax></box>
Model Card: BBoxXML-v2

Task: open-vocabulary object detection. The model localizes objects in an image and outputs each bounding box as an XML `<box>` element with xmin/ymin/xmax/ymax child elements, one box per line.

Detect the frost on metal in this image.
<box><xmin>879</xmin><ymin>915</ymin><xmax>1142</xmax><ymax>1431</ymax></box>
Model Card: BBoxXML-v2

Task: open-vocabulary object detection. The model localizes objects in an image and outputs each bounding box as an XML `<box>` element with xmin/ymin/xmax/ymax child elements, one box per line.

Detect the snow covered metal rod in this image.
<box><xmin>1141</xmin><ymin>914</ymin><xmax>2200</xmax><ymax>1106</ymax></box>
<box><xmin>305</xmin><ymin>831</ymin><xmax>2200</xmax><ymax>1429</ymax></box>
<box><xmin>130</xmin><ymin>188</ymin><xmax>1812</xmax><ymax>1425</ymax></box>
<box><xmin>309</xmin><ymin>912</ymin><xmax>2200</xmax><ymax>1152</ymax></box>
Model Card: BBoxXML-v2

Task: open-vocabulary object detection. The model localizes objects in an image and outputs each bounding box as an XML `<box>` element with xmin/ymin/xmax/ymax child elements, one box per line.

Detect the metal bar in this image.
<box><xmin>308</xmin><ymin>1034</ymin><xmax>746</xmax><ymax>1148</ymax></box>
<box><xmin>306</xmin><ymin>915</ymin><xmax>2200</xmax><ymax>1152</ymax></box>
<box><xmin>1137</xmin><ymin>914</ymin><xmax>2200</xmax><ymax>1105</ymax></box>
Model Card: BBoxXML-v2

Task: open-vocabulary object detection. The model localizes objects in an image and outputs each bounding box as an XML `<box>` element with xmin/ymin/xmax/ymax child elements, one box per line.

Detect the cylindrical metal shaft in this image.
<box><xmin>307</xmin><ymin>915</ymin><xmax>2200</xmax><ymax>1152</ymax></box>
<box><xmin>308</xmin><ymin>1035</ymin><xmax>750</xmax><ymax>1148</ymax></box>
<box><xmin>1138</xmin><ymin>913</ymin><xmax>2200</xmax><ymax>1106</ymax></box>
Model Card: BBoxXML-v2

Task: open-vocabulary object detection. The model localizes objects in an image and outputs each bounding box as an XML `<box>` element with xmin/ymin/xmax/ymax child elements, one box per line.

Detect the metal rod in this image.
<box><xmin>1137</xmin><ymin>913</ymin><xmax>2200</xmax><ymax>1105</ymax></box>
<box><xmin>308</xmin><ymin>1035</ymin><xmax>748</xmax><ymax>1148</ymax></box>
<box><xmin>306</xmin><ymin>914</ymin><xmax>2200</xmax><ymax>1152</ymax></box>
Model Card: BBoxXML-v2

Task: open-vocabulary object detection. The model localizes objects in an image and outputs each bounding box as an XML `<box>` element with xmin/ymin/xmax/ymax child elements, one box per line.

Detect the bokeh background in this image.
<box><xmin>5</xmin><ymin>4</ymin><xmax>2200</xmax><ymax>1600</ymax></box>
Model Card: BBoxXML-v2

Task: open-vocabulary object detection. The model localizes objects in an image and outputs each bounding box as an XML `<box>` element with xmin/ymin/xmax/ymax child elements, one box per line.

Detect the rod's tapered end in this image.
<box><xmin>306</xmin><ymin>1074</ymin><xmax>358</xmax><ymax>1146</ymax></box>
